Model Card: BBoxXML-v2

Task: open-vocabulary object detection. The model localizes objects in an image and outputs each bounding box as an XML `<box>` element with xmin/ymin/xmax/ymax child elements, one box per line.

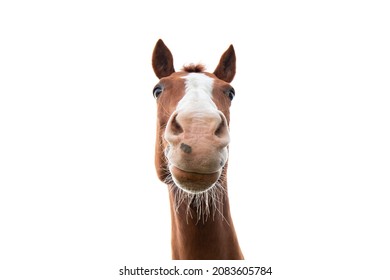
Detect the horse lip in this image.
<box><xmin>171</xmin><ymin>165</ymin><xmax>220</xmax><ymax>175</ymax></box>
<box><xmin>169</xmin><ymin>165</ymin><xmax>221</xmax><ymax>192</ymax></box>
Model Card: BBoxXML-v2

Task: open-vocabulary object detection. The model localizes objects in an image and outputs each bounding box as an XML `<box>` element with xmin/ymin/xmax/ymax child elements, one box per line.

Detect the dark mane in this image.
<box><xmin>182</xmin><ymin>64</ymin><xmax>206</xmax><ymax>73</ymax></box>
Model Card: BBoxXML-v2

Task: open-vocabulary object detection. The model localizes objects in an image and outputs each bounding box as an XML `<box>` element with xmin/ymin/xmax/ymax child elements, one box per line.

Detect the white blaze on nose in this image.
<box><xmin>177</xmin><ymin>73</ymin><xmax>216</xmax><ymax>113</ymax></box>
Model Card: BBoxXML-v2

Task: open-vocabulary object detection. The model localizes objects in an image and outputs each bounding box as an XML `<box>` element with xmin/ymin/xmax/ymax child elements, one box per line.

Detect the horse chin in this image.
<box><xmin>169</xmin><ymin>165</ymin><xmax>221</xmax><ymax>194</ymax></box>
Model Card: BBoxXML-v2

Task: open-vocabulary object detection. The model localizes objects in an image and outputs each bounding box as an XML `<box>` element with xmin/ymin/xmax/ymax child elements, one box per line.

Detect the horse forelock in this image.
<box><xmin>182</xmin><ymin>64</ymin><xmax>206</xmax><ymax>73</ymax></box>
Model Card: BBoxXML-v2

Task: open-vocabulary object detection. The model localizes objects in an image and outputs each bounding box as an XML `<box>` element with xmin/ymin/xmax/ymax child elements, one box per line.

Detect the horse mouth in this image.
<box><xmin>169</xmin><ymin>165</ymin><xmax>221</xmax><ymax>193</ymax></box>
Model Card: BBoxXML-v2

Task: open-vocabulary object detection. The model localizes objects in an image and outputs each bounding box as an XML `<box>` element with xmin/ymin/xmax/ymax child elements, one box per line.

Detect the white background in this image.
<box><xmin>1</xmin><ymin>1</ymin><xmax>389</xmax><ymax>279</ymax></box>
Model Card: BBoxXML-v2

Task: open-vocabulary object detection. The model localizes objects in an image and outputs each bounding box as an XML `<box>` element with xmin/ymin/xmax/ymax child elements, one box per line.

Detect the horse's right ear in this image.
<box><xmin>152</xmin><ymin>39</ymin><xmax>175</xmax><ymax>79</ymax></box>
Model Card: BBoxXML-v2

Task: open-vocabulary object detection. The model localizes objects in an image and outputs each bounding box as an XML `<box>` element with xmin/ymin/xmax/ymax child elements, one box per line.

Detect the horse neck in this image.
<box><xmin>168</xmin><ymin>178</ymin><xmax>243</xmax><ymax>260</ymax></box>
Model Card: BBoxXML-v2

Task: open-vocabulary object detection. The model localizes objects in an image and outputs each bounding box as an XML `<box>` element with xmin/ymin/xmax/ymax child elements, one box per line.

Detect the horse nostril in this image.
<box><xmin>214</xmin><ymin>118</ymin><xmax>227</xmax><ymax>138</ymax></box>
<box><xmin>170</xmin><ymin>114</ymin><xmax>183</xmax><ymax>135</ymax></box>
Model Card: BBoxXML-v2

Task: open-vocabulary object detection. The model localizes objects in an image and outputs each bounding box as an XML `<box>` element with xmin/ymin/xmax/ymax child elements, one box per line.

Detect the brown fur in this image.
<box><xmin>182</xmin><ymin>63</ymin><xmax>206</xmax><ymax>73</ymax></box>
<box><xmin>152</xmin><ymin>39</ymin><xmax>243</xmax><ymax>260</ymax></box>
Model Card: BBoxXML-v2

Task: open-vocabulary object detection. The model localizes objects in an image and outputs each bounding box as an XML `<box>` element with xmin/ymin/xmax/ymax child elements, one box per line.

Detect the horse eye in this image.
<box><xmin>226</xmin><ymin>87</ymin><xmax>235</xmax><ymax>100</ymax></box>
<box><xmin>153</xmin><ymin>85</ymin><xmax>163</xmax><ymax>99</ymax></box>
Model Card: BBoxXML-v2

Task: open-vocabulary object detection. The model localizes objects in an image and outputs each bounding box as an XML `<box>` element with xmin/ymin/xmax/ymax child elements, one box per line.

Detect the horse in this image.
<box><xmin>152</xmin><ymin>39</ymin><xmax>243</xmax><ymax>260</ymax></box>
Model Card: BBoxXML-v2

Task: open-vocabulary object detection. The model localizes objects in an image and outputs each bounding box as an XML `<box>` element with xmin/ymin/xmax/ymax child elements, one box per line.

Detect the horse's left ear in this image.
<box><xmin>152</xmin><ymin>39</ymin><xmax>175</xmax><ymax>79</ymax></box>
<box><xmin>214</xmin><ymin>45</ymin><xmax>236</xmax><ymax>83</ymax></box>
